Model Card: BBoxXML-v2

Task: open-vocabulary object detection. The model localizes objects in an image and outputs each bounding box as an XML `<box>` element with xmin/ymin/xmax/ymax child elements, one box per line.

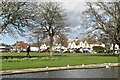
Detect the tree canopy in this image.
<box><xmin>29</xmin><ymin>2</ymin><xmax>67</xmax><ymax>55</ymax></box>
<box><xmin>0</xmin><ymin>2</ymin><xmax>36</xmax><ymax>36</ymax></box>
<box><xmin>83</xmin><ymin>2</ymin><xmax>120</xmax><ymax>49</ymax></box>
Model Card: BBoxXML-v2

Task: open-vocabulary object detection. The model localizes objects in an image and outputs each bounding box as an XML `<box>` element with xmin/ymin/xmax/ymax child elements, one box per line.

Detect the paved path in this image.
<box><xmin>0</xmin><ymin>63</ymin><xmax>120</xmax><ymax>75</ymax></box>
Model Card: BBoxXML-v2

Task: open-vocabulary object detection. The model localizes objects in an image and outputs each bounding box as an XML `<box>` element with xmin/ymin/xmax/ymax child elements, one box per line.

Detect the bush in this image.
<box><xmin>93</xmin><ymin>46</ymin><xmax>105</xmax><ymax>53</ymax></box>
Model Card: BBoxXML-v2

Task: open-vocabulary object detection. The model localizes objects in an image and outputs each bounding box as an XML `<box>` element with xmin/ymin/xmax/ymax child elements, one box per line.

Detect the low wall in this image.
<box><xmin>0</xmin><ymin>63</ymin><xmax>120</xmax><ymax>75</ymax></box>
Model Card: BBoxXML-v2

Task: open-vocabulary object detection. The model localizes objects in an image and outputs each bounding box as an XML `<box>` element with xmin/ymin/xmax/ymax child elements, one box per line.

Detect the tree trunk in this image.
<box><xmin>37</xmin><ymin>36</ymin><xmax>40</xmax><ymax>53</ymax></box>
<box><xmin>37</xmin><ymin>41</ymin><xmax>40</xmax><ymax>53</ymax></box>
<box><xmin>113</xmin><ymin>43</ymin><xmax>115</xmax><ymax>54</ymax></box>
<box><xmin>49</xmin><ymin>34</ymin><xmax>53</xmax><ymax>57</ymax></box>
<box><xmin>118</xmin><ymin>44</ymin><xmax>120</xmax><ymax>50</ymax></box>
<box><xmin>117</xmin><ymin>43</ymin><xmax>120</xmax><ymax>56</ymax></box>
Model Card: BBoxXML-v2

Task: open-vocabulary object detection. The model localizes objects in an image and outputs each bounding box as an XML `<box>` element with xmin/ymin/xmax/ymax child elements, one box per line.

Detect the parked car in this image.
<box><xmin>83</xmin><ymin>48</ymin><xmax>91</xmax><ymax>53</ymax></box>
<box><xmin>74</xmin><ymin>48</ymin><xmax>83</xmax><ymax>53</ymax></box>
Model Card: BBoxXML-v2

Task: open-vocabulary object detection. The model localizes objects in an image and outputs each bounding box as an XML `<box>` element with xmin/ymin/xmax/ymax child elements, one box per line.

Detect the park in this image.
<box><xmin>1</xmin><ymin>52</ymin><xmax>119</xmax><ymax>70</ymax></box>
<box><xmin>0</xmin><ymin>0</ymin><xmax>120</xmax><ymax>79</ymax></box>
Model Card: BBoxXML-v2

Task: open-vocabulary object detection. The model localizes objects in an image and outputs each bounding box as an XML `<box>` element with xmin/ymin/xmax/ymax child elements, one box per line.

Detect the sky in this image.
<box><xmin>1</xmin><ymin>0</ymin><xmax>117</xmax><ymax>45</ymax></box>
<box><xmin>0</xmin><ymin>1</ymin><xmax>90</xmax><ymax>45</ymax></box>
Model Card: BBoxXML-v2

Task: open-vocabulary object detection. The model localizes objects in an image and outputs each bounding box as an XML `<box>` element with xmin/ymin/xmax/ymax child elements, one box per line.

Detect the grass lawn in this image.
<box><xmin>0</xmin><ymin>52</ymin><xmax>119</xmax><ymax>70</ymax></box>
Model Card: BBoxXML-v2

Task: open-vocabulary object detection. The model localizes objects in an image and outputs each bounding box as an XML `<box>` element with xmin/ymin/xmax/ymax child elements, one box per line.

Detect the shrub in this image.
<box><xmin>93</xmin><ymin>46</ymin><xmax>105</xmax><ymax>53</ymax></box>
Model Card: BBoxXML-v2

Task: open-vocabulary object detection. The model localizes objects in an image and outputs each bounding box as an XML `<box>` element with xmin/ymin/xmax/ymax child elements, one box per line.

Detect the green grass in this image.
<box><xmin>0</xmin><ymin>52</ymin><xmax>119</xmax><ymax>70</ymax></box>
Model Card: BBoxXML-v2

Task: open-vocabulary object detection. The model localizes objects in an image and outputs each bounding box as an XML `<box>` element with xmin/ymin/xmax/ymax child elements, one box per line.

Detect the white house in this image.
<box><xmin>71</xmin><ymin>42</ymin><xmax>77</xmax><ymax>49</ymax></box>
<box><xmin>52</xmin><ymin>44</ymin><xmax>62</xmax><ymax>50</ymax></box>
<box><xmin>67</xmin><ymin>41</ymin><xmax>90</xmax><ymax>49</ymax></box>
<box><xmin>67</xmin><ymin>42</ymin><xmax>78</xmax><ymax>49</ymax></box>
<box><xmin>67</xmin><ymin>42</ymin><xmax>72</xmax><ymax>49</ymax></box>
<box><xmin>30</xmin><ymin>47</ymin><xmax>39</xmax><ymax>52</ymax></box>
<box><xmin>40</xmin><ymin>44</ymin><xmax>48</xmax><ymax>50</ymax></box>
<box><xmin>83</xmin><ymin>41</ymin><xmax>90</xmax><ymax>48</ymax></box>
<box><xmin>66</xmin><ymin>38</ymin><xmax>107</xmax><ymax>53</ymax></box>
<box><xmin>79</xmin><ymin>41</ymin><xmax>84</xmax><ymax>48</ymax></box>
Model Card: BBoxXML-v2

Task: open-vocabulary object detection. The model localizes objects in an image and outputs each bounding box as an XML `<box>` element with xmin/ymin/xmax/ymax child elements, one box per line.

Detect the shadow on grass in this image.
<box><xmin>0</xmin><ymin>53</ymin><xmax>118</xmax><ymax>59</ymax></box>
<box><xmin>87</xmin><ymin>54</ymin><xmax>119</xmax><ymax>57</ymax></box>
<box><xmin>1</xmin><ymin>54</ymin><xmax>67</xmax><ymax>59</ymax></box>
<box><xmin>1</xmin><ymin>56</ymin><xmax>41</xmax><ymax>59</ymax></box>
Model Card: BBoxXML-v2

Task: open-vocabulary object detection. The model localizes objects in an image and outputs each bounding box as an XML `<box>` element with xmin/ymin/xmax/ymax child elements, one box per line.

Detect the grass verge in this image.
<box><xmin>0</xmin><ymin>52</ymin><xmax>119</xmax><ymax>70</ymax></box>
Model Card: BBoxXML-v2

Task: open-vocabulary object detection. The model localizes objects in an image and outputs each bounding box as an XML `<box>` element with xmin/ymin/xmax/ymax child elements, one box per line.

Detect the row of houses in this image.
<box><xmin>0</xmin><ymin>38</ymin><xmax>119</xmax><ymax>52</ymax></box>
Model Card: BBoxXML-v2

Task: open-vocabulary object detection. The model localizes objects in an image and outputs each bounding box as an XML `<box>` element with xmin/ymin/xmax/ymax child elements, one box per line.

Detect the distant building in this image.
<box><xmin>40</xmin><ymin>44</ymin><xmax>48</xmax><ymax>51</ymax></box>
<box><xmin>0</xmin><ymin>43</ymin><xmax>12</xmax><ymax>52</ymax></box>
<box><xmin>12</xmin><ymin>41</ymin><xmax>29</xmax><ymax>52</ymax></box>
<box><xmin>30</xmin><ymin>47</ymin><xmax>39</xmax><ymax>52</ymax></box>
<box><xmin>67</xmin><ymin>38</ymin><xmax>105</xmax><ymax>52</ymax></box>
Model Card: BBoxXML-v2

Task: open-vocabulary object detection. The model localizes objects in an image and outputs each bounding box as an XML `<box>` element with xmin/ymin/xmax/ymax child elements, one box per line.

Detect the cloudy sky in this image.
<box><xmin>63</xmin><ymin>2</ymin><xmax>88</xmax><ymax>39</ymax></box>
<box><xmin>4</xmin><ymin>0</ymin><xmax>119</xmax><ymax>45</ymax></box>
<box><xmin>1</xmin><ymin>0</ymin><xmax>119</xmax><ymax>44</ymax></box>
<box><xmin>0</xmin><ymin>1</ymin><xmax>90</xmax><ymax>44</ymax></box>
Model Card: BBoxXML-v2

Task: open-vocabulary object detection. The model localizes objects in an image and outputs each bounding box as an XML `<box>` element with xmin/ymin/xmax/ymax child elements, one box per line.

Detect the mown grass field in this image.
<box><xmin>0</xmin><ymin>52</ymin><xmax>119</xmax><ymax>70</ymax></box>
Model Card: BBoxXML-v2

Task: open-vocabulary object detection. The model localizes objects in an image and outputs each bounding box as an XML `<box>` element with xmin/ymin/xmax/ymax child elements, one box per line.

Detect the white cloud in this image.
<box><xmin>62</xmin><ymin>2</ymin><xmax>89</xmax><ymax>39</ymax></box>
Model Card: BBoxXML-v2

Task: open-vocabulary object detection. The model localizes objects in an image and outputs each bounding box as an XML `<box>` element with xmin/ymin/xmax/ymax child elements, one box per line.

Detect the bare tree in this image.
<box><xmin>55</xmin><ymin>34</ymin><xmax>68</xmax><ymax>47</ymax></box>
<box><xmin>31</xmin><ymin>2</ymin><xmax>67</xmax><ymax>56</ymax></box>
<box><xmin>28</xmin><ymin>25</ymin><xmax>47</xmax><ymax>52</ymax></box>
<box><xmin>83</xmin><ymin>2</ymin><xmax>120</xmax><ymax>51</ymax></box>
<box><xmin>0</xmin><ymin>1</ymin><xmax>36</xmax><ymax>36</ymax></box>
